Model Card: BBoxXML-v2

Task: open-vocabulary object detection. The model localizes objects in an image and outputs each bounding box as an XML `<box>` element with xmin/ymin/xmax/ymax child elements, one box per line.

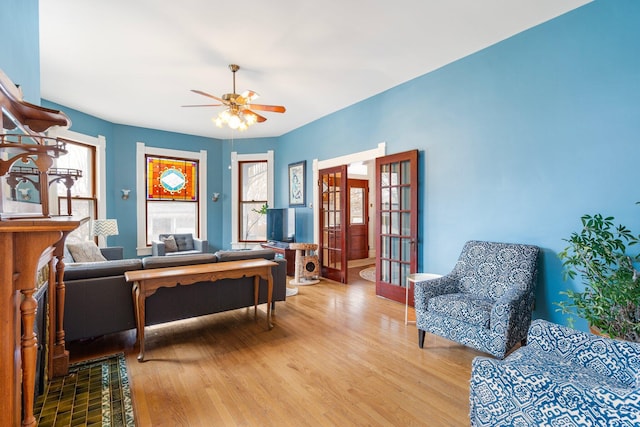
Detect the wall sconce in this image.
<box><xmin>121</xmin><ymin>189</ymin><xmax>131</xmax><ymax>200</ymax></box>
<box><xmin>212</xmin><ymin>192</ymin><xmax>220</xmax><ymax>202</ymax></box>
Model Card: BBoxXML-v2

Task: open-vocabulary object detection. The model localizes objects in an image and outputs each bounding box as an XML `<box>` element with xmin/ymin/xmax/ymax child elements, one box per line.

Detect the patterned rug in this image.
<box><xmin>359</xmin><ymin>266</ymin><xmax>376</xmax><ymax>282</ymax></box>
<box><xmin>34</xmin><ymin>353</ymin><xmax>135</xmax><ymax>427</ymax></box>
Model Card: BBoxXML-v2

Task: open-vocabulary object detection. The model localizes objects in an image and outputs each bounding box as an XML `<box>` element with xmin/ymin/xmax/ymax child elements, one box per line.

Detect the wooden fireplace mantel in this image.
<box><xmin>0</xmin><ymin>216</ymin><xmax>86</xmax><ymax>427</ymax></box>
<box><xmin>0</xmin><ymin>68</ymin><xmax>81</xmax><ymax>426</ymax></box>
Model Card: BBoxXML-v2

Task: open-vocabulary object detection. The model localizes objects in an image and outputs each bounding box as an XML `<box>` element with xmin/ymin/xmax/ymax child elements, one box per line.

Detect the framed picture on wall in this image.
<box><xmin>288</xmin><ymin>160</ymin><xmax>306</xmax><ymax>207</ymax></box>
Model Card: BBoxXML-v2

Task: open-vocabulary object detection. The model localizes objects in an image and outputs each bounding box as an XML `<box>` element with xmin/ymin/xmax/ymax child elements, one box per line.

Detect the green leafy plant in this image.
<box><xmin>556</xmin><ymin>212</ymin><xmax>640</xmax><ymax>342</ymax></box>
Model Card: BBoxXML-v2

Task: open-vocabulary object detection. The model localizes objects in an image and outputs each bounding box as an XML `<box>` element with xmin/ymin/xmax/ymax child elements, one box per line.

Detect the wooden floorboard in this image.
<box><xmin>68</xmin><ymin>267</ymin><xmax>486</xmax><ymax>426</ymax></box>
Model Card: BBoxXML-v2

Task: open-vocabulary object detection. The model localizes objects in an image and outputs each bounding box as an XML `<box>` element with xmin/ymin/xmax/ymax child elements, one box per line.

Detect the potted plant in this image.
<box><xmin>556</xmin><ymin>212</ymin><xmax>640</xmax><ymax>342</ymax></box>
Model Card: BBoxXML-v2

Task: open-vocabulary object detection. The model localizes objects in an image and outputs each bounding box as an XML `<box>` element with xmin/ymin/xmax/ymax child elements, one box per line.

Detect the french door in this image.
<box><xmin>319</xmin><ymin>165</ymin><xmax>347</xmax><ymax>283</ymax></box>
<box><xmin>375</xmin><ymin>150</ymin><xmax>419</xmax><ymax>303</ymax></box>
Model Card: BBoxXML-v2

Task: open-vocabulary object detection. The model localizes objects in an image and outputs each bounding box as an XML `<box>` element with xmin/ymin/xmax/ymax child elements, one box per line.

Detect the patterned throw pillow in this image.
<box><xmin>161</xmin><ymin>235</ymin><xmax>178</xmax><ymax>252</ymax></box>
<box><xmin>66</xmin><ymin>241</ymin><xmax>107</xmax><ymax>262</ymax></box>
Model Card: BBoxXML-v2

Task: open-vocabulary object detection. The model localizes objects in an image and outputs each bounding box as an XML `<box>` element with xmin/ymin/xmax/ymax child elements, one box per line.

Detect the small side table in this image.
<box><xmin>406</xmin><ymin>273</ymin><xmax>442</xmax><ymax>325</ymax></box>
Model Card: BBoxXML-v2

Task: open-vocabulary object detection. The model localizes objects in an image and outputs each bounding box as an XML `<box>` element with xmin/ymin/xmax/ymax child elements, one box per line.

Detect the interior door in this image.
<box><xmin>319</xmin><ymin>165</ymin><xmax>347</xmax><ymax>283</ymax></box>
<box><xmin>347</xmin><ymin>179</ymin><xmax>369</xmax><ymax>260</ymax></box>
<box><xmin>375</xmin><ymin>150</ymin><xmax>419</xmax><ymax>303</ymax></box>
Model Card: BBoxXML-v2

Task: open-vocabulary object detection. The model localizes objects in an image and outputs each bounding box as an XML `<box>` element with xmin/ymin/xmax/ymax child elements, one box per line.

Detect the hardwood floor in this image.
<box><xmin>68</xmin><ymin>267</ymin><xmax>486</xmax><ymax>426</ymax></box>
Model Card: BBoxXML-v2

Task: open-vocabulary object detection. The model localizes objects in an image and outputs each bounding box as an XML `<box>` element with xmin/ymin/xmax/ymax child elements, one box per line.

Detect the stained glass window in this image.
<box><xmin>146</xmin><ymin>156</ymin><xmax>198</xmax><ymax>201</ymax></box>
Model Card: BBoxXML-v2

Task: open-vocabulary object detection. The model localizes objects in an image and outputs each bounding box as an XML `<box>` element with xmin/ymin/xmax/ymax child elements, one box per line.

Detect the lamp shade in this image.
<box><xmin>91</xmin><ymin>219</ymin><xmax>119</xmax><ymax>237</ymax></box>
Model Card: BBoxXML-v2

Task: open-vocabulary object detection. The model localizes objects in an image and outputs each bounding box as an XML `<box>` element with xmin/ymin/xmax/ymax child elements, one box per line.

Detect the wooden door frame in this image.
<box><xmin>312</xmin><ymin>143</ymin><xmax>386</xmax><ymax>281</ymax></box>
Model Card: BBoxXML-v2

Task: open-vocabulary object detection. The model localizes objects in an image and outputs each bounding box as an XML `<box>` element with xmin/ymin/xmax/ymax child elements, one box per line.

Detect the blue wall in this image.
<box><xmin>4</xmin><ymin>0</ymin><xmax>639</xmax><ymax>330</ymax></box>
<box><xmin>276</xmin><ymin>0</ymin><xmax>640</xmax><ymax>329</ymax></box>
<box><xmin>1</xmin><ymin>0</ymin><xmax>40</xmax><ymax>102</ymax></box>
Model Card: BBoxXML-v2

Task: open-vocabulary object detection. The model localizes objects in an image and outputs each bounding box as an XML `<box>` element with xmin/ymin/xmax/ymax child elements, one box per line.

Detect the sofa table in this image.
<box><xmin>125</xmin><ymin>258</ymin><xmax>277</xmax><ymax>361</ymax></box>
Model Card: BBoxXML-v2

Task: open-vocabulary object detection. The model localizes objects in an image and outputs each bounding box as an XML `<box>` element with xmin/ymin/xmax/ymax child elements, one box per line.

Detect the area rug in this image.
<box><xmin>359</xmin><ymin>266</ymin><xmax>376</xmax><ymax>282</ymax></box>
<box><xmin>34</xmin><ymin>353</ymin><xmax>135</xmax><ymax>427</ymax></box>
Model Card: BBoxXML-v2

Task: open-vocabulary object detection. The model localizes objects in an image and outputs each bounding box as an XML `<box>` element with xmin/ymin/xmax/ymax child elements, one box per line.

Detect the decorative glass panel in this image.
<box><xmin>147</xmin><ymin>156</ymin><xmax>198</xmax><ymax>201</ymax></box>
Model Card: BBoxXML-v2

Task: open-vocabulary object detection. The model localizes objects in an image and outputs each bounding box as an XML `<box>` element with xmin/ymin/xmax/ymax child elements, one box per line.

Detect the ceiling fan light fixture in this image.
<box><xmin>187</xmin><ymin>64</ymin><xmax>285</xmax><ymax>132</ymax></box>
<box><xmin>213</xmin><ymin>107</ymin><xmax>255</xmax><ymax>131</ymax></box>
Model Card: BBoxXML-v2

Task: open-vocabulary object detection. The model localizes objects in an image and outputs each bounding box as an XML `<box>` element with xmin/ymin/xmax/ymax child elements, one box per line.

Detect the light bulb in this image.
<box><xmin>245</xmin><ymin>113</ymin><xmax>257</xmax><ymax>125</ymax></box>
<box><xmin>228</xmin><ymin>114</ymin><xmax>241</xmax><ymax>129</ymax></box>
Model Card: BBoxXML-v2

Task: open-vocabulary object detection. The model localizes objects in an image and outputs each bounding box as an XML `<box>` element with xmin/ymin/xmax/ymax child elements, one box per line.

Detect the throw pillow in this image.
<box><xmin>161</xmin><ymin>235</ymin><xmax>178</xmax><ymax>252</ymax></box>
<box><xmin>66</xmin><ymin>241</ymin><xmax>107</xmax><ymax>262</ymax></box>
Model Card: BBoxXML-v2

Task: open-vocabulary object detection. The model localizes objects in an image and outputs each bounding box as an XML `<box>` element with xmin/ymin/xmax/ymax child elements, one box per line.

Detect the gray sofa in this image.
<box><xmin>63</xmin><ymin>248</ymin><xmax>287</xmax><ymax>342</ymax></box>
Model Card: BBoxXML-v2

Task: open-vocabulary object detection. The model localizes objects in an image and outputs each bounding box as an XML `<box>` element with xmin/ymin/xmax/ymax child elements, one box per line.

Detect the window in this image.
<box><xmin>136</xmin><ymin>143</ymin><xmax>207</xmax><ymax>256</ymax></box>
<box><xmin>230</xmin><ymin>151</ymin><xmax>274</xmax><ymax>249</ymax></box>
<box><xmin>48</xmin><ymin>129</ymin><xmax>106</xmax><ymax>244</ymax></box>
<box><xmin>145</xmin><ymin>155</ymin><xmax>199</xmax><ymax>245</ymax></box>
<box><xmin>239</xmin><ymin>160</ymin><xmax>268</xmax><ymax>242</ymax></box>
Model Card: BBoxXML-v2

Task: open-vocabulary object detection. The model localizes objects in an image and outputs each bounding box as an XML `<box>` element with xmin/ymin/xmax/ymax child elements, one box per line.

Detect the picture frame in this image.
<box><xmin>288</xmin><ymin>160</ymin><xmax>306</xmax><ymax>207</ymax></box>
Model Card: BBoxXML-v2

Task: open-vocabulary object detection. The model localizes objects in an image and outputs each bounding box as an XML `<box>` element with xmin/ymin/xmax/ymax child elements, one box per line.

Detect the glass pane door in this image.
<box><xmin>319</xmin><ymin>165</ymin><xmax>347</xmax><ymax>283</ymax></box>
<box><xmin>375</xmin><ymin>150</ymin><xmax>418</xmax><ymax>303</ymax></box>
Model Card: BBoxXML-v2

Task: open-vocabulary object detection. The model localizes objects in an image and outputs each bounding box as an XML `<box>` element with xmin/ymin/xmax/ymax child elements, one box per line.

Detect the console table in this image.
<box><xmin>125</xmin><ymin>258</ymin><xmax>277</xmax><ymax>362</ymax></box>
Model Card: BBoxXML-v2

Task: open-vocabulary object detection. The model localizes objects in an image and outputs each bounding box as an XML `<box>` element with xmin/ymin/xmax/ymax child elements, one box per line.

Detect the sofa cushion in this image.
<box><xmin>64</xmin><ymin>258</ymin><xmax>143</xmax><ymax>280</ymax></box>
<box><xmin>142</xmin><ymin>253</ymin><xmax>217</xmax><ymax>269</ymax></box>
<box><xmin>161</xmin><ymin>235</ymin><xmax>178</xmax><ymax>252</ymax></box>
<box><xmin>214</xmin><ymin>249</ymin><xmax>276</xmax><ymax>262</ymax></box>
<box><xmin>66</xmin><ymin>241</ymin><xmax>107</xmax><ymax>263</ymax></box>
<box><xmin>174</xmin><ymin>234</ymin><xmax>195</xmax><ymax>251</ymax></box>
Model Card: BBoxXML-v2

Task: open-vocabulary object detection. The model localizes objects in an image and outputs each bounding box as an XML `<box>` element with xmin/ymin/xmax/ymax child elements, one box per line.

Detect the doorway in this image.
<box><xmin>347</xmin><ymin>178</ymin><xmax>369</xmax><ymax>261</ymax></box>
<box><xmin>314</xmin><ymin>145</ymin><xmax>419</xmax><ymax>306</ymax></box>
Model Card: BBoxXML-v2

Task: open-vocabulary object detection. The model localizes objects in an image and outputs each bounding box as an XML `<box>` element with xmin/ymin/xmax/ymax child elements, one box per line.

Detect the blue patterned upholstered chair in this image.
<box><xmin>470</xmin><ymin>319</ymin><xmax>640</xmax><ymax>426</ymax></box>
<box><xmin>414</xmin><ymin>240</ymin><xmax>539</xmax><ymax>359</ymax></box>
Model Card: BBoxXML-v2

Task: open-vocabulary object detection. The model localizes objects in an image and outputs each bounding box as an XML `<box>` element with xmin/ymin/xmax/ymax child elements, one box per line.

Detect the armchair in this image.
<box><xmin>470</xmin><ymin>319</ymin><xmax>640</xmax><ymax>426</ymax></box>
<box><xmin>152</xmin><ymin>233</ymin><xmax>208</xmax><ymax>256</ymax></box>
<box><xmin>415</xmin><ymin>240</ymin><xmax>539</xmax><ymax>358</ymax></box>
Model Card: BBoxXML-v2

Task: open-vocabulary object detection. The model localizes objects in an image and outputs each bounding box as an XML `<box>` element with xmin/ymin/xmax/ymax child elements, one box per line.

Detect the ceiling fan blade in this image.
<box><xmin>244</xmin><ymin>109</ymin><xmax>267</xmax><ymax>123</ymax></box>
<box><xmin>181</xmin><ymin>103</ymin><xmax>223</xmax><ymax>107</ymax></box>
<box><xmin>191</xmin><ymin>89</ymin><xmax>227</xmax><ymax>104</ymax></box>
<box><xmin>241</xmin><ymin>90</ymin><xmax>260</xmax><ymax>102</ymax></box>
<box><xmin>249</xmin><ymin>104</ymin><xmax>286</xmax><ymax>113</ymax></box>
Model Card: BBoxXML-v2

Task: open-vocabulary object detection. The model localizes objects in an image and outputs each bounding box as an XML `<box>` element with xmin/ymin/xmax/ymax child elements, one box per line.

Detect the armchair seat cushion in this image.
<box><xmin>428</xmin><ymin>293</ymin><xmax>493</xmax><ymax>328</ymax></box>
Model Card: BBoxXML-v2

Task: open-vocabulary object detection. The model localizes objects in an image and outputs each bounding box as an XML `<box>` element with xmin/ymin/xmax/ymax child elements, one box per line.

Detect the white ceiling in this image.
<box><xmin>39</xmin><ymin>0</ymin><xmax>591</xmax><ymax>140</ymax></box>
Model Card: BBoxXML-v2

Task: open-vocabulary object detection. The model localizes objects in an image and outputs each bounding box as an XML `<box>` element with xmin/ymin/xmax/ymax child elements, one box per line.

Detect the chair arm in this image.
<box><xmin>99</xmin><ymin>246</ymin><xmax>124</xmax><ymax>260</ymax></box>
<box><xmin>414</xmin><ymin>274</ymin><xmax>459</xmax><ymax>310</ymax></box>
<box><xmin>490</xmin><ymin>286</ymin><xmax>532</xmax><ymax>330</ymax></box>
<box><xmin>151</xmin><ymin>240</ymin><xmax>166</xmax><ymax>256</ymax></box>
<box><xmin>527</xmin><ymin>319</ymin><xmax>640</xmax><ymax>387</ymax></box>
<box><xmin>193</xmin><ymin>238</ymin><xmax>208</xmax><ymax>253</ymax></box>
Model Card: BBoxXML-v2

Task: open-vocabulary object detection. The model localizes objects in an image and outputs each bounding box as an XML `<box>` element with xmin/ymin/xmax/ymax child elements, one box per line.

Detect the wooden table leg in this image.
<box><xmin>132</xmin><ymin>282</ymin><xmax>146</xmax><ymax>362</ymax></box>
<box><xmin>253</xmin><ymin>275</ymin><xmax>259</xmax><ymax>320</ymax></box>
<box><xmin>266</xmin><ymin>269</ymin><xmax>273</xmax><ymax>330</ymax></box>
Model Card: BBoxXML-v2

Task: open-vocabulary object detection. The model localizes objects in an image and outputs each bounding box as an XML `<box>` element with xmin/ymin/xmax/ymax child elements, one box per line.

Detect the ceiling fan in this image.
<box><xmin>183</xmin><ymin>64</ymin><xmax>286</xmax><ymax>131</ymax></box>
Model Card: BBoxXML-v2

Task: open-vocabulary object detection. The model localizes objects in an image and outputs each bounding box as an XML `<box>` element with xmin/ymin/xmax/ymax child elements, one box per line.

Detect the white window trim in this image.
<box><xmin>47</xmin><ymin>128</ymin><xmax>107</xmax><ymax>239</ymax></box>
<box><xmin>136</xmin><ymin>142</ymin><xmax>207</xmax><ymax>256</ymax></box>
<box><xmin>230</xmin><ymin>150</ymin><xmax>274</xmax><ymax>249</ymax></box>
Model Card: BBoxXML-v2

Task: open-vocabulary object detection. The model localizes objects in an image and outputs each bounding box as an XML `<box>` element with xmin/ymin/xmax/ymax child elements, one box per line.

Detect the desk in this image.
<box><xmin>125</xmin><ymin>258</ymin><xmax>277</xmax><ymax>362</ymax></box>
<box><xmin>406</xmin><ymin>273</ymin><xmax>442</xmax><ymax>325</ymax></box>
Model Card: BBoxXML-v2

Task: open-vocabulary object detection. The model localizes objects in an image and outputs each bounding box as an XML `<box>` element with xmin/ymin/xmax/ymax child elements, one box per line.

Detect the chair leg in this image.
<box><xmin>418</xmin><ymin>330</ymin><xmax>426</xmax><ymax>348</ymax></box>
